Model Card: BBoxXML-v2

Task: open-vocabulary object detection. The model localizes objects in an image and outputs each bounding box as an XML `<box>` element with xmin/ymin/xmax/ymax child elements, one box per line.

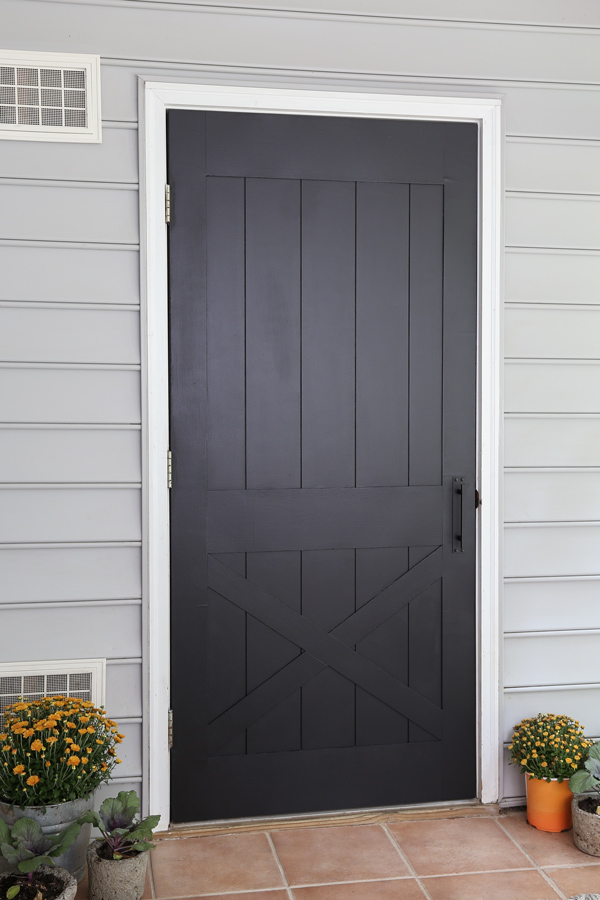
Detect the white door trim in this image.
<box><xmin>140</xmin><ymin>81</ymin><xmax>503</xmax><ymax>827</ymax></box>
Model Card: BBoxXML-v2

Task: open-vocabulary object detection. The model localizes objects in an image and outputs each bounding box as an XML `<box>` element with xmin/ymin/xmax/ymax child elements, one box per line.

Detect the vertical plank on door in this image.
<box><xmin>245</xmin><ymin>178</ymin><xmax>301</xmax><ymax>489</ymax></box>
<box><xmin>301</xmin><ymin>180</ymin><xmax>356</xmax><ymax>488</ymax></box>
<box><xmin>409</xmin><ymin>184</ymin><xmax>444</xmax><ymax>487</ymax></box>
<box><xmin>356</xmin><ymin>182</ymin><xmax>409</xmax><ymax>488</ymax></box>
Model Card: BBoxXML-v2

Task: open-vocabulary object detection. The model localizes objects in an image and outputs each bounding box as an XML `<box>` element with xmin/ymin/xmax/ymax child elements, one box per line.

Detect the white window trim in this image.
<box><xmin>140</xmin><ymin>81</ymin><xmax>503</xmax><ymax>827</ymax></box>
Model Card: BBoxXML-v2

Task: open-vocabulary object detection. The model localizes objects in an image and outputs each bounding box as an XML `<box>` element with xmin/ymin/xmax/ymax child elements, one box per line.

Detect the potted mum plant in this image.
<box><xmin>0</xmin><ymin>814</ymin><xmax>81</xmax><ymax>900</ymax></box>
<box><xmin>0</xmin><ymin>696</ymin><xmax>124</xmax><ymax>881</ymax></box>
<box><xmin>80</xmin><ymin>790</ymin><xmax>160</xmax><ymax>900</ymax></box>
<box><xmin>508</xmin><ymin>713</ymin><xmax>591</xmax><ymax>832</ymax></box>
<box><xmin>569</xmin><ymin>740</ymin><xmax>600</xmax><ymax>856</ymax></box>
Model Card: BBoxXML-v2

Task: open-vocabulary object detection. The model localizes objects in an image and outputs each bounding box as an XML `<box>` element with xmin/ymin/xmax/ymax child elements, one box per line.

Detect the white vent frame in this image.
<box><xmin>0</xmin><ymin>658</ymin><xmax>106</xmax><ymax>725</ymax></box>
<box><xmin>0</xmin><ymin>50</ymin><xmax>101</xmax><ymax>143</ymax></box>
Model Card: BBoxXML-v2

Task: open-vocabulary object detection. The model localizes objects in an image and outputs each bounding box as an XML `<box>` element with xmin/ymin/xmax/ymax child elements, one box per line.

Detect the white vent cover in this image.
<box><xmin>0</xmin><ymin>659</ymin><xmax>106</xmax><ymax>726</ymax></box>
<box><xmin>0</xmin><ymin>50</ymin><xmax>101</xmax><ymax>142</ymax></box>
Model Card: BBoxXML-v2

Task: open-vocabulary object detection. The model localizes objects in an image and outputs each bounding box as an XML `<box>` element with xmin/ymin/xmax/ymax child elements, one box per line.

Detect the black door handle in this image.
<box><xmin>453</xmin><ymin>477</ymin><xmax>465</xmax><ymax>553</ymax></box>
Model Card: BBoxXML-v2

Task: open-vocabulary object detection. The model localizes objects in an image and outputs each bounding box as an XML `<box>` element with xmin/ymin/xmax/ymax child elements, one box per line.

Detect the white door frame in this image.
<box><xmin>139</xmin><ymin>81</ymin><xmax>503</xmax><ymax>827</ymax></box>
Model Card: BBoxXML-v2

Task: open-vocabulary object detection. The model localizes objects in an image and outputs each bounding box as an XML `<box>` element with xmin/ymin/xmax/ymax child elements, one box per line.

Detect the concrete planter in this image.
<box><xmin>572</xmin><ymin>795</ymin><xmax>600</xmax><ymax>857</ymax></box>
<box><xmin>0</xmin><ymin>865</ymin><xmax>76</xmax><ymax>900</ymax></box>
<box><xmin>87</xmin><ymin>840</ymin><xmax>149</xmax><ymax>900</ymax></box>
<box><xmin>0</xmin><ymin>796</ymin><xmax>93</xmax><ymax>882</ymax></box>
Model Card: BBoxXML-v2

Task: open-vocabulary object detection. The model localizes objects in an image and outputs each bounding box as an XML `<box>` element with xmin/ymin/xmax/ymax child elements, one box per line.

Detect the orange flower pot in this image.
<box><xmin>526</xmin><ymin>774</ymin><xmax>573</xmax><ymax>832</ymax></box>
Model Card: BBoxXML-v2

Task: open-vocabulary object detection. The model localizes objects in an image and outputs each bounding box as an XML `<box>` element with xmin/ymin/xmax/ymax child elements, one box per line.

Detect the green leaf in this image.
<box><xmin>130</xmin><ymin>842</ymin><xmax>154</xmax><ymax>853</ymax></box>
<box><xmin>51</xmin><ymin>822</ymin><xmax>81</xmax><ymax>857</ymax></box>
<box><xmin>0</xmin><ymin>819</ymin><xmax>11</xmax><ymax>846</ymax></box>
<box><xmin>78</xmin><ymin>811</ymin><xmax>102</xmax><ymax>829</ymax></box>
<box><xmin>6</xmin><ymin>885</ymin><xmax>20</xmax><ymax>899</ymax></box>
<box><xmin>587</xmin><ymin>742</ymin><xmax>600</xmax><ymax>762</ymax></box>
<box><xmin>17</xmin><ymin>855</ymin><xmax>54</xmax><ymax>874</ymax></box>
<box><xmin>1</xmin><ymin>844</ymin><xmax>21</xmax><ymax>866</ymax></box>
<box><xmin>12</xmin><ymin>819</ymin><xmax>43</xmax><ymax>845</ymax></box>
<box><xmin>569</xmin><ymin>769</ymin><xmax>596</xmax><ymax>793</ymax></box>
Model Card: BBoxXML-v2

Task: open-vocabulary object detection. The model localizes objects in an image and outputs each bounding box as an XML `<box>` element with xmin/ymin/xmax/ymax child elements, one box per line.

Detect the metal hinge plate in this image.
<box><xmin>168</xmin><ymin>709</ymin><xmax>173</xmax><ymax>750</ymax></box>
<box><xmin>165</xmin><ymin>184</ymin><xmax>171</xmax><ymax>224</ymax></box>
<box><xmin>167</xmin><ymin>450</ymin><xmax>172</xmax><ymax>489</ymax></box>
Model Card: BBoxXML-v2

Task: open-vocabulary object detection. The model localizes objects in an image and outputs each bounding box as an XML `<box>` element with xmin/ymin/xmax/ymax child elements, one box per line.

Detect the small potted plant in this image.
<box><xmin>0</xmin><ymin>815</ymin><xmax>81</xmax><ymax>899</ymax></box>
<box><xmin>569</xmin><ymin>741</ymin><xmax>600</xmax><ymax>856</ymax></box>
<box><xmin>0</xmin><ymin>696</ymin><xmax>124</xmax><ymax>881</ymax></box>
<box><xmin>80</xmin><ymin>790</ymin><xmax>160</xmax><ymax>900</ymax></box>
<box><xmin>508</xmin><ymin>713</ymin><xmax>592</xmax><ymax>832</ymax></box>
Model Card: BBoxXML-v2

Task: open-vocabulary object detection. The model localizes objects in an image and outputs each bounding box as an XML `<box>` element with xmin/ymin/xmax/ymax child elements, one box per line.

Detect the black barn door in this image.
<box><xmin>168</xmin><ymin>112</ymin><xmax>478</xmax><ymax>823</ymax></box>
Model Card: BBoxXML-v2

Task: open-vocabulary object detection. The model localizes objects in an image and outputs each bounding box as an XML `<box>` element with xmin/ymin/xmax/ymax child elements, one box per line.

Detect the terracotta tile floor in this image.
<box><xmin>75</xmin><ymin>808</ymin><xmax>600</xmax><ymax>900</ymax></box>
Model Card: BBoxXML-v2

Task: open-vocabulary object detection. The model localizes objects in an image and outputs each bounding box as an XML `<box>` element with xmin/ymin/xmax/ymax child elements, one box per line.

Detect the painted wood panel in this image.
<box><xmin>5</xmin><ymin>1</ymin><xmax>600</xmax><ymax>84</ymax></box>
<box><xmin>0</xmin><ymin>603</ymin><xmax>141</xmax><ymax>660</ymax></box>
<box><xmin>0</xmin><ymin>547</ymin><xmax>141</xmax><ymax>602</ymax></box>
<box><xmin>0</xmin><ymin>428</ymin><xmax>141</xmax><ymax>483</ymax></box>
<box><xmin>0</xmin><ymin>184</ymin><xmax>139</xmax><ymax>245</ymax></box>
<box><xmin>505</xmin><ymin>471</ymin><xmax>600</xmax><ymax>523</ymax></box>
<box><xmin>0</xmin><ymin>488</ymin><xmax>141</xmax><ymax>543</ymax></box>
<box><xmin>505</xmin><ymin>363</ymin><xmax>600</xmax><ymax>414</ymax></box>
<box><xmin>106</xmin><ymin>662</ymin><xmax>143</xmax><ymax>719</ymax></box>
<box><xmin>0</xmin><ymin>126</ymin><xmax>138</xmax><ymax>184</ymax></box>
<box><xmin>505</xmin><ymin>306</ymin><xmax>600</xmax><ymax>360</ymax></box>
<box><xmin>505</xmin><ymin>633</ymin><xmax>600</xmax><ymax>688</ymax></box>
<box><xmin>0</xmin><ymin>308</ymin><xmax>140</xmax><ymax>364</ymax></box>
<box><xmin>506</xmin><ymin>140</ymin><xmax>600</xmax><ymax>196</ymax></box>
<box><xmin>506</xmin><ymin>250</ymin><xmax>600</xmax><ymax>304</ymax></box>
<box><xmin>0</xmin><ymin>245</ymin><xmax>139</xmax><ymax>304</ymax></box>
<box><xmin>505</xmin><ymin>578</ymin><xmax>600</xmax><ymax>633</ymax></box>
<box><xmin>0</xmin><ymin>369</ymin><xmax>140</xmax><ymax>424</ymax></box>
<box><xmin>504</xmin><ymin>688</ymin><xmax>600</xmax><ymax>741</ymax></box>
<box><xmin>505</xmin><ymin>416</ymin><xmax>600</xmax><ymax>468</ymax></box>
<box><xmin>505</xmin><ymin>524</ymin><xmax>600</xmax><ymax>578</ymax></box>
<box><xmin>506</xmin><ymin>194</ymin><xmax>600</xmax><ymax>251</ymax></box>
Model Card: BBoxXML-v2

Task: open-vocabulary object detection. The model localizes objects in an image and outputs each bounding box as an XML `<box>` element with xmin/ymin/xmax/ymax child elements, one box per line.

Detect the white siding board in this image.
<box><xmin>505</xmin><ymin>579</ymin><xmax>600</xmax><ymax>633</ymax></box>
<box><xmin>505</xmin><ymin>524</ymin><xmax>600</xmax><ymax>578</ymax></box>
<box><xmin>505</xmin><ymin>417</ymin><xmax>600</xmax><ymax>468</ymax></box>
<box><xmin>505</xmin><ymin>633</ymin><xmax>600</xmax><ymax>689</ymax></box>
<box><xmin>109</xmin><ymin>721</ymin><xmax>142</xmax><ymax>780</ymax></box>
<box><xmin>506</xmin><ymin>140</ymin><xmax>600</xmax><ymax>196</ymax></box>
<box><xmin>505</xmin><ymin>306</ymin><xmax>600</xmax><ymax>360</ymax></box>
<box><xmin>0</xmin><ymin>603</ymin><xmax>141</xmax><ymax>660</ymax></box>
<box><xmin>0</xmin><ymin>308</ymin><xmax>140</xmax><ymax>365</ymax></box>
<box><xmin>0</xmin><ymin>546</ymin><xmax>141</xmax><ymax>602</ymax></box>
<box><xmin>506</xmin><ymin>194</ymin><xmax>600</xmax><ymax>251</ymax></box>
<box><xmin>505</xmin><ymin>363</ymin><xmax>600</xmax><ymax>414</ymax></box>
<box><xmin>502</xmin><ymin>750</ymin><xmax>525</xmax><ymax>801</ymax></box>
<box><xmin>505</xmin><ymin>471</ymin><xmax>600</xmax><ymax>523</ymax></box>
<box><xmin>0</xmin><ymin>488</ymin><xmax>141</xmax><ymax>543</ymax></box>
<box><xmin>0</xmin><ymin>184</ymin><xmax>139</xmax><ymax>245</ymax></box>
<box><xmin>504</xmin><ymin>688</ymin><xmax>600</xmax><ymax>741</ymax></box>
<box><xmin>0</xmin><ymin>369</ymin><xmax>140</xmax><ymax>424</ymax></box>
<box><xmin>0</xmin><ymin>245</ymin><xmax>139</xmax><ymax>305</ymax></box>
<box><xmin>0</xmin><ymin>428</ymin><xmax>141</xmax><ymax>484</ymax></box>
<box><xmin>106</xmin><ymin>662</ymin><xmax>143</xmax><ymax>719</ymax></box>
<box><xmin>506</xmin><ymin>250</ymin><xmax>600</xmax><ymax>304</ymax></box>
<box><xmin>0</xmin><ymin>126</ymin><xmax>138</xmax><ymax>184</ymax></box>
<box><xmin>94</xmin><ymin>780</ymin><xmax>143</xmax><ymax>811</ymax></box>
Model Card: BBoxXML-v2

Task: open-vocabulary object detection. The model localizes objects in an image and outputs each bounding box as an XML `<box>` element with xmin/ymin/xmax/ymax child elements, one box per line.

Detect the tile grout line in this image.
<box><xmin>266</xmin><ymin>831</ymin><xmax>295</xmax><ymax>900</ymax></box>
<box><xmin>149</xmin><ymin>854</ymin><xmax>157</xmax><ymax>900</ymax></box>
<box><xmin>493</xmin><ymin>817</ymin><xmax>568</xmax><ymax>900</ymax></box>
<box><xmin>381</xmin><ymin>823</ymin><xmax>434</xmax><ymax>900</ymax></box>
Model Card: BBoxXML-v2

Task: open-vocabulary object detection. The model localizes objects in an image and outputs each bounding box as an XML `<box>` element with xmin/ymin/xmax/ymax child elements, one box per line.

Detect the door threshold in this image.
<box><xmin>158</xmin><ymin>799</ymin><xmax>500</xmax><ymax>839</ymax></box>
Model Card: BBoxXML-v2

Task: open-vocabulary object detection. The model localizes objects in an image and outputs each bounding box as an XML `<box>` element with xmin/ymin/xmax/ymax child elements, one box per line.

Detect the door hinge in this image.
<box><xmin>165</xmin><ymin>183</ymin><xmax>171</xmax><ymax>224</ymax></box>
<box><xmin>167</xmin><ymin>450</ymin><xmax>173</xmax><ymax>489</ymax></box>
<box><xmin>168</xmin><ymin>709</ymin><xmax>173</xmax><ymax>750</ymax></box>
<box><xmin>475</xmin><ymin>488</ymin><xmax>481</xmax><ymax>509</ymax></box>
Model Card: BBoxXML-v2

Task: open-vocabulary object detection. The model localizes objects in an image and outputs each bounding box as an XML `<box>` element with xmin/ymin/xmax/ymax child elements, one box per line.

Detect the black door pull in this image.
<box><xmin>453</xmin><ymin>477</ymin><xmax>465</xmax><ymax>553</ymax></box>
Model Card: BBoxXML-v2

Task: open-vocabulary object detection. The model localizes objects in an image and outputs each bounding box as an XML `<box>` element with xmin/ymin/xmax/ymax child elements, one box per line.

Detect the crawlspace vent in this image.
<box><xmin>0</xmin><ymin>66</ymin><xmax>87</xmax><ymax>128</ymax></box>
<box><xmin>0</xmin><ymin>659</ymin><xmax>106</xmax><ymax>727</ymax></box>
<box><xmin>0</xmin><ymin>51</ymin><xmax>101</xmax><ymax>142</ymax></box>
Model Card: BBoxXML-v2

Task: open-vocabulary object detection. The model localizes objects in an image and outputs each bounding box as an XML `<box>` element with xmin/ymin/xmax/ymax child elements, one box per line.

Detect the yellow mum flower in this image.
<box><xmin>46</xmin><ymin>736</ymin><xmax>58</xmax><ymax>744</ymax></box>
<box><xmin>81</xmin><ymin>757</ymin><xmax>89</xmax><ymax>764</ymax></box>
<box><xmin>66</xmin><ymin>756</ymin><xmax>80</xmax><ymax>767</ymax></box>
<box><xmin>87</xmin><ymin>726</ymin><xmax>95</xmax><ymax>734</ymax></box>
<box><xmin>30</xmin><ymin>739</ymin><xmax>44</xmax><ymax>752</ymax></box>
<box><xmin>12</xmin><ymin>765</ymin><xmax>25</xmax><ymax>775</ymax></box>
<box><xmin>541</xmin><ymin>761</ymin><xmax>548</xmax><ymax>768</ymax></box>
<box><xmin>1</xmin><ymin>746</ymin><xmax>10</xmax><ymax>752</ymax></box>
<box><xmin>23</xmin><ymin>729</ymin><xmax>35</xmax><ymax>738</ymax></box>
<box><xmin>46</xmin><ymin>761</ymin><xmax>51</xmax><ymax>767</ymax></box>
<box><xmin>521</xmin><ymin>759</ymin><xmax>528</xmax><ymax>765</ymax></box>
<box><xmin>70</xmin><ymin>744</ymin><xmax>81</xmax><ymax>753</ymax></box>
<box><xmin>566</xmin><ymin>758</ymin><xmax>573</xmax><ymax>764</ymax></box>
<box><xmin>66</xmin><ymin>722</ymin><xmax>76</xmax><ymax>729</ymax></box>
<box><xmin>0</xmin><ymin>734</ymin><xmax>7</xmax><ymax>741</ymax></box>
<box><xmin>64</xmin><ymin>738</ymin><xmax>73</xmax><ymax>745</ymax></box>
<box><xmin>26</xmin><ymin>775</ymin><xmax>40</xmax><ymax>786</ymax></box>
